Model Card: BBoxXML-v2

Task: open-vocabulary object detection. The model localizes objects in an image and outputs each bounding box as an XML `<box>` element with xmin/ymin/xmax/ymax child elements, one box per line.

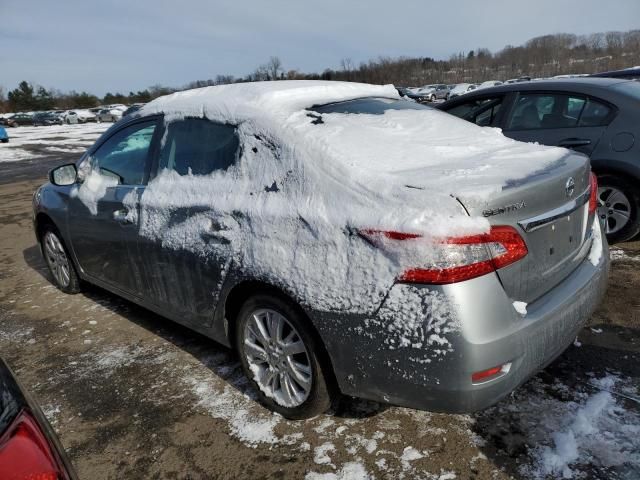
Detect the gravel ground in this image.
<box><xmin>0</xmin><ymin>126</ymin><xmax>638</xmax><ymax>479</ymax></box>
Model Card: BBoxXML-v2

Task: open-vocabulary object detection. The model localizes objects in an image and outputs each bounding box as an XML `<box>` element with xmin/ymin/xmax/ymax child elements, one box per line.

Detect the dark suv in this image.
<box><xmin>438</xmin><ymin>78</ymin><xmax>640</xmax><ymax>243</ymax></box>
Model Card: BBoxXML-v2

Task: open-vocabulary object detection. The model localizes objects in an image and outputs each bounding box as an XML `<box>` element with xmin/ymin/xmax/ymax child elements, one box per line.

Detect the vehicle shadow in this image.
<box><xmin>21</xmin><ymin>243</ymin><xmax>387</xmax><ymax>420</ymax></box>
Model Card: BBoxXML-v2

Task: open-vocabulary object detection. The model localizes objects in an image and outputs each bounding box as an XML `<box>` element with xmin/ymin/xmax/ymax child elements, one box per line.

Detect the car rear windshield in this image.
<box><xmin>610</xmin><ymin>81</ymin><xmax>640</xmax><ymax>100</ymax></box>
<box><xmin>311</xmin><ymin>97</ymin><xmax>430</xmax><ymax>115</ymax></box>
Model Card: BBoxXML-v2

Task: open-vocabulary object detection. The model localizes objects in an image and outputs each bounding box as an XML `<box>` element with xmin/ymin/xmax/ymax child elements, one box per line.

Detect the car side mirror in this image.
<box><xmin>49</xmin><ymin>164</ymin><xmax>78</xmax><ymax>186</ymax></box>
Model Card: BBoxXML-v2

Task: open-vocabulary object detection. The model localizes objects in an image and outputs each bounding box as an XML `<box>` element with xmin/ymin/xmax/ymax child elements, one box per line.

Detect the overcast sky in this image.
<box><xmin>1</xmin><ymin>0</ymin><xmax>639</xmax><ymax>96</ymax></box>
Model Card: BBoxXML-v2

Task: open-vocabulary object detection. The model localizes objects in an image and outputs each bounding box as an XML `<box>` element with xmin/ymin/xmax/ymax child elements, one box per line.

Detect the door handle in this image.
<box><xmin>113</xmin><ymin>209</ymin><xmax>133</xmax><ymax>224</ymax></box>
<box><xmin>559</xmin><ymin>138</ymin><xmax>591</xmax><ymax>148</ymax></box>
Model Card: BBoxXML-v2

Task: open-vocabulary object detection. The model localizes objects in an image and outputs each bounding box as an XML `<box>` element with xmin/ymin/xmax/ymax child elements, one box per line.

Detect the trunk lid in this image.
<box><xmin>455</xmin><ymin>153</ymin><xmax>594</xmax><ymax>303</ymax></box>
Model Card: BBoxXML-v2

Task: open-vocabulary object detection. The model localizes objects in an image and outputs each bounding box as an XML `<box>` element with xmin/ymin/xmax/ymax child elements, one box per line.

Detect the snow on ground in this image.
<box><xmin>0</xmin><ymin>123</ymin><xmax>109</xmax><ymax>163</ymax></box>
<box><xmin>610</xmin><ymin>247</ymin><xmax>640</xmax><ymax>263</ymax></box>
<box><xmin>3</xmin><ymin>270</ymin><xmax>638</xmax><ymax>479</ymax></box>
<box><xmin>62</xmin><ymin>332</ymin><xmax>638</xmax><ymax>479</ymax></box>
<box><xmin>479</xmin><ymin>373</ymin><xmax>640</xmax><ymax>479</ymax></box>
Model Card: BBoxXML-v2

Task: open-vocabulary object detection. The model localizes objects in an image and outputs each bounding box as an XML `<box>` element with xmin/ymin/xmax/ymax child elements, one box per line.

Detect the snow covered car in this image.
<box><xmin>95</xmin><ymin>108</ymin><xmax>122</xmax><ymax>123</ymax></box>
<box><xmin>33</xmin><ymin>81</ymin><xmax>609</xmax><ymax>419</ymax></box>
<box><xmin>75</xmin><ymin>110</ymin><xmax>97</xmax><ymax>123</ymax></box>
<box><xmin>60</xmin><ymin>111</ymin><xmax>79</xmax><ymax>124</ymax></box>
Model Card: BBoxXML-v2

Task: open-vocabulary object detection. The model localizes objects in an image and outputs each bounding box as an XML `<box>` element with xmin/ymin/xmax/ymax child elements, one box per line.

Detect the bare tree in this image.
<box><xmin>267</xmin><ymin>56</ymin><xmax>283</xmax><ymax>80</ymax></box>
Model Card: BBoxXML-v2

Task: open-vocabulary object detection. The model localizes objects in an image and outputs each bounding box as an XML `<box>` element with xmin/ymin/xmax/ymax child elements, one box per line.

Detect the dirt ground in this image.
<box><xmin>0</xmin><ymin>154</ymin><xmax>638</xmax><ymax>480</ymax></box>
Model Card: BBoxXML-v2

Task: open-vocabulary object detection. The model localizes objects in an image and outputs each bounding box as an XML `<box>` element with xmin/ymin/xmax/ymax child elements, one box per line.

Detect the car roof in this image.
<box><xmin>469</xmin><ymin>77</ymin><xmax>628</xmax><ymax>93</ymax></box>
<box><xmin>438</xmin><ymin>78</ymin><xmax>637</xmax><ymax>103</ymax></box>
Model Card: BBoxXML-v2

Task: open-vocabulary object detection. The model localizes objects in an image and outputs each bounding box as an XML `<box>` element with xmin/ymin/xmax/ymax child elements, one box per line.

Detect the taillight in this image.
<box><xmin>360</xmin><ymin>225</ymin><xmax>528</xmax><ymax>285</ymax></box>
<box><xmin>588</xmin><ymin>172</ymin><xmax>598</xmax><ymax>215</ymax></box>
<box><xmin>0</xmin><ymin>410</ymin><xmax>66</xmax><ymax>480</ymax></box>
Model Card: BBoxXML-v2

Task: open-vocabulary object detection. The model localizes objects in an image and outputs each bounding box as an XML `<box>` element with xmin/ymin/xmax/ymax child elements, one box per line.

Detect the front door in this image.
<box><xmin>67</xmin><ymin>119</ymin><xmax>159</xmax><ymax>296</ymax></box>
<box><xmin>503</xmin><ymin>92</ymin><xmax>612</xmax><ymax>156</ymax></box>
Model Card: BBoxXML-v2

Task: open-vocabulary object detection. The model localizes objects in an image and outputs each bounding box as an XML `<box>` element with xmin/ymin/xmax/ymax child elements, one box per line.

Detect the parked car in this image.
<box><xmin>505</xmin><ymin>77</ymin><xmax>531</xmax><ymax>84</ymax></box>
<box><xmin>437</xmin><ymin>77</ymin><xmax>640</xmax><ymax>242</ymax></box>
<box><xmin>0</xmin><ymin>116</ymin><xmax>18</xmax><ymax>127</ymax></box>
<box><xmin>34</xmin><ymin>81</ymin><xmax>608</xmax><ymax>419</ymax></box>
<box><xmin>7</xmin><ymin>113</ymin><xmax>33</xmax><ymax>126</ymax></box>
<box><xmin>413</xmin><ymin>84</ymin><xmax>450</xmax><ymax>102</ymax></box>
<box><xmin>0</xmin><ymin>357</ymin><xmax>78</xmax><ymax>479</ymax></box>
<box><xmin>105</xmin><ymin>104</ymin><xmax>127</xmax><ymax>112</ymax></box>
<box><xmin>122</xmin><ymin>103</ymin><xmax>145</xmax><ymax>117</ymax></box>
<box><xmin>96</xmin><ymin>108</ymin><xmax>123</xmax><ymax>123</ymax></box>
<box><xmin>0</xmin><ymin>126</ymin><xmax>8</xmax><ymax>142</ymax></box>
<box><xmin>477</xmin><ymin>80</ymin><xmax>503</xmax><ymax>90</ymax></box>
<box><xmin>33</xmin><ymin>112</ymin><xmax>64</xmax><ymax>126</ymax></box>
<box><xmin>448</xmin><ymin>83</ymin><xmax>477</xmax><ymax>99</ymax></box>
<box><xmin>75</xmin><ymin>109</ymin><xmax>97</xmax><ymax>123</ymax></box>
<box><xmin>60</xmin><ymin>111</ymin><xmax>79</xmax><ymax>124</ymax></box>
<box><xmin>591</xmin><ymin>66</ymin><xmax>640</xmax><ymax>81</ymax></box>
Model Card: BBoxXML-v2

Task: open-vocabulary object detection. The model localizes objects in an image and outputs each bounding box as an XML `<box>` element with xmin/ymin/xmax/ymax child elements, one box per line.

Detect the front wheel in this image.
<box><xmin>41</xmin><ymin>229</ymin><xmax>81</xmax><ymax>294</ymax></box>
<box><xmin>429</xmin><ymin>94</ymin><xmax>436</xmax><ymax>102</ymax></box>
<box><xmin>597</xmin><ymin>174</ymin><xmax>640</xmax><ymax>243</ymax></box>
<box><xmin>235</xmin><ymin>294</ymin><xmax>334</xmax><ymax>419</ymax></box>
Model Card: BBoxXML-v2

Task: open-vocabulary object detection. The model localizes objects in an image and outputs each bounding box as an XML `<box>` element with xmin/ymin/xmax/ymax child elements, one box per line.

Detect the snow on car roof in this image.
<box><xmin>141</xmin><ymin>81</ymin><xmax>568</xmax><ymax>200</ymax></box>
<box><xmin>141</xmin><ymin>80</ymin><xmax>398</xmax><ymax>123</ymax></box>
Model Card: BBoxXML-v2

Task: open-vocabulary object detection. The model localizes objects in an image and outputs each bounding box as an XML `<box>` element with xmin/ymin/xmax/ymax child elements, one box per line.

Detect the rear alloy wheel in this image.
<box><xmin>42</xmin><ymin>229</ymin><xmax>81</xmax><ymax>294</ymax></box>
<box><xmin>429</xmin><ymin>94</ymin><xmax>436</xmax><ymax>102</ymax></box>
<box><xmin>597</xmin><ymin>174</ymin><xmax>640</xmax><ymax>243</ymax></box>
<box><xmin>236</xmin><ymin>294</ymin><xmax>333</xmax><ymax>419</ymax></box>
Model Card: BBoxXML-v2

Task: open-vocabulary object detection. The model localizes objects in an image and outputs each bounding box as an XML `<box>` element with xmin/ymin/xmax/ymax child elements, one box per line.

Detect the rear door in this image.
<box><xmin>502</xmin><ymin>92</ymin><xmax>614</xmax><ymax>156</ymax></box>
<box><xmin>67</xmin><ymin>118</ymin><xmax>160</xmax><ymax>296</ymax></box>
<box><xmin>137</xmin><ymin>117</ymin><xmax>241</xmax><ymax>327</ymax></box>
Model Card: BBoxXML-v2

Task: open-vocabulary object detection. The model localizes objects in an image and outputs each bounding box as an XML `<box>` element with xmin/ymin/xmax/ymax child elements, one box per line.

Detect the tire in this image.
<box><xmin>429</xmin><ymin>94</ymin><xmax>436</xmax><ymax>102</ymax></box>
<box><xmin>597</xmin><ymin>174</ymin><xmax>640</xmax><ymax>244</ymax></box>
<box><xmin>235</xmin><ymin>294</ymin><xmax>334</xmax><ymax>419</ymax></box>
<box><xmin>1</xmin><ymin>139</ymin><xmax>8</xmax><ymax>143</ymax></box>
<box><xmin>41</xmin><ymin>228</ymin><xmax>81</xmax><ymax>294</ymax></box>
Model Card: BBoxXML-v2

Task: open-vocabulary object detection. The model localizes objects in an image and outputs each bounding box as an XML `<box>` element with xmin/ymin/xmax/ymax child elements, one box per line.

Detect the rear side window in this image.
<box><xmin>158</xmin><ymin>119</ymin><xmax>239</xmax><ymax>176</ymax></box>
<box><xmin>578</xmin><ymin>99</ymin><xmax>612</xmax><ymax>126</ymax></box>
<box><xmin>507</xmin><ymin>93</ymin><xmax>612</xmax><ymax>130</ymax></box>
<box><xmin>446</xmin><ymin>97</ymin><xmax>504</xmax><ymax>127</ymax></box>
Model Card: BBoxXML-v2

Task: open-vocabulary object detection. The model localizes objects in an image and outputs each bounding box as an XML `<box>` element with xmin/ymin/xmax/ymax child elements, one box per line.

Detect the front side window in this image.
<box><xmin>158</xmin><ymin>118</ymin><xmax>239</xmax><ymax>176</ymax></box>
<box><xmin>91</xmin><ymin>120</ymin><xmax>157</xmax><ymax>185</ymax></box>
<box><xmin>506</xmin><ymin>93</ymin><xmax>594</xmax><ymax>130</ymax></box>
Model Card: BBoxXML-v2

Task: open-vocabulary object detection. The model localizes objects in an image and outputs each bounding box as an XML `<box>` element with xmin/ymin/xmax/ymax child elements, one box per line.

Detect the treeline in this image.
<box><xmin>0</xmin><ymin>81</ymin><xmax>174</xmax><ymax>113</ymax></box>
<box><xmin>1</xmin><ymin>29</ymin><xmax>639</xmax><ymax>113</ymax></box>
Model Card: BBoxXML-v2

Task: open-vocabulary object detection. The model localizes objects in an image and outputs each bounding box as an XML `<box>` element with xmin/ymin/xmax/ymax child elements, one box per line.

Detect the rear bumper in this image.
<box><xmin>322</xmin><ymin>223</ymin><xmax>609</xmax><ymax>412</ymax></box>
